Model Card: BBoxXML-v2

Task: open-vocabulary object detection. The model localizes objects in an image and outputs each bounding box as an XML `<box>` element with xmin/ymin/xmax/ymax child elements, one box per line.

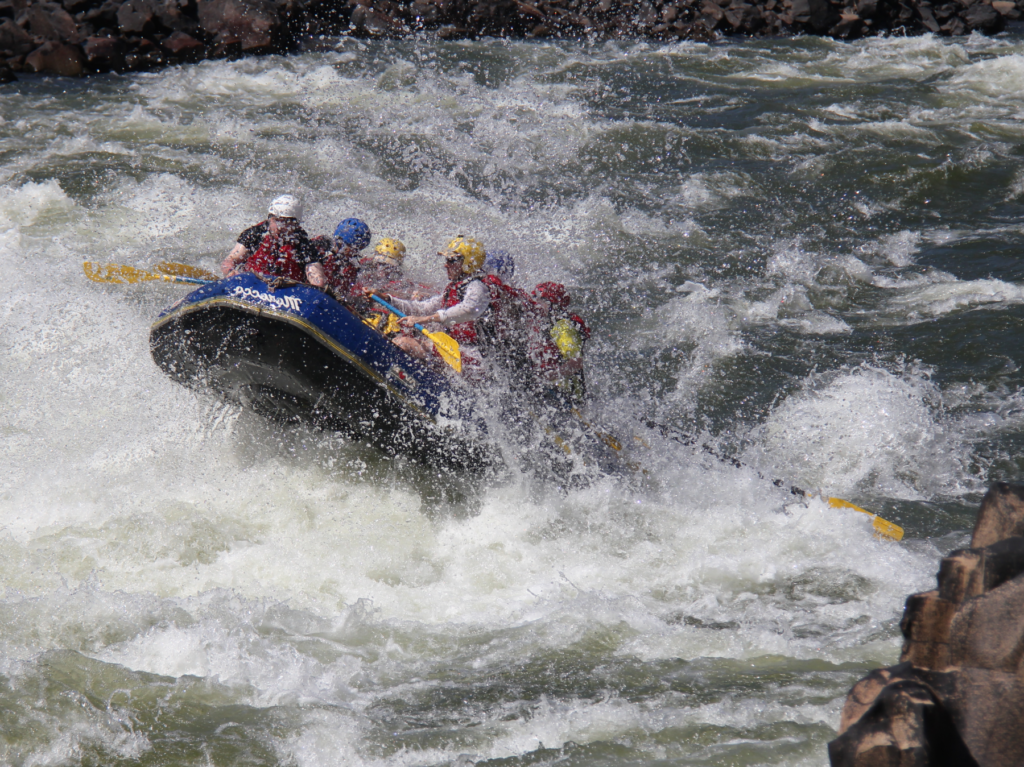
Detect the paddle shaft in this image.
<box><xmin>162</xmin><ymin>274</ymin><xmax>212</xmax><ymax>285</ymax></box>
<box><xmin>367</xmin><ymin>294</ymin><xmax>462</xmax><ymax>373</ymax></box>
<box><xmin>641</xmin><ymin>417</ymin><xmax>903</xmax><ymax>540</ymax></box>
<box><xmin>642</xmin><ymin>418</ymin><xmax>810</xmax><ymax>495</ymax></box>
<box><xmin>369</xmin><ymin>294</ymin><xmax>431</xmax><ymax>334</ymax></box>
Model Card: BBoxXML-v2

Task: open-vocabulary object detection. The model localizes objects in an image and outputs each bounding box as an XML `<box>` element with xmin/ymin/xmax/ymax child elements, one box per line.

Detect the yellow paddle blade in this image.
<box><xmin>827</xmin><ymin>496</ymin><xmax>904</xmax><ymax>542</ymax></box>
<box><xmin>84</xmin><ymin>262</ymin><xmax>209</xmax><ymax>287</ymax></box>
<box><xmin>423</xmin><ymin>329</ymin><xmax>461</xmax><ymax>373</ymax></box>
<box><xmin>156</xmin><ymin>261</ymin><xmax>219</xmax><ymax>280</ymax></box>
<box><xmin>83</xmin><ymin>262</ymin><xmax>162</xmax><ymax>284</ymax></box>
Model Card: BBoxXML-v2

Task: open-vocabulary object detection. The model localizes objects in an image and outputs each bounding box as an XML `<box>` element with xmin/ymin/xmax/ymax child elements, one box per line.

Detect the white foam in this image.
<box><xmin>0</xmin><ymin>179</ymin><xmax>74</xmax><ymax>231</ymax></box>
<box><xmin>746</xmin><ymin>364</ymin><xmax>959</xmax><ymax>498</ymax></box>
<box><xmin>2</xmin><ymin>35</ymin><xmax>1015</xmax><ymax>766</ymax></box>
<box><xmin>947</xmin><ymin>52</ymin><xmax>1024</xmax><ymax>99</ymax></box>
<box><xmin>877</xmin><ymin>275</ymin><xmax>1024</xmax><ymax>319</ymax></box>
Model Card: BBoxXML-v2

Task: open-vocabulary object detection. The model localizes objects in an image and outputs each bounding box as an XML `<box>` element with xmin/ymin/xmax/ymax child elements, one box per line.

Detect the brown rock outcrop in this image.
<box><xmin>830</xmin><ymin>482</ymin><xmax>1024</xmax><ymax>767</ymax></box>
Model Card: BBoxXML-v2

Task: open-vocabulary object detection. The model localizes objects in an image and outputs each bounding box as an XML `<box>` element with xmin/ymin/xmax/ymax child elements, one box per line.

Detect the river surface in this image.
<box><xmin>2</xmin><ymin>30</ymin><xmax>1024</xmax><ymax>766</ymax></box>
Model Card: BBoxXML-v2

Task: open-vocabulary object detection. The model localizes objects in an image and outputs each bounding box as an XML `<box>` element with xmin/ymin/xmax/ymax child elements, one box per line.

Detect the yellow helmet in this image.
<box><xmin>444</xmin><ymin>235</ymin><xmax>485</xmax><ymax>275</ymax></box>
<box><xmin>374</xmin><ymin>237</ymin><xmax>406</xmax><ymax>263</ymax></box>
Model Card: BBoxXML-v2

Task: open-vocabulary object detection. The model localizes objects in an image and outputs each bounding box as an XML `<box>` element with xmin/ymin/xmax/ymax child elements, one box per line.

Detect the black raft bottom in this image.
<box><xmin>150</xmin><ymin>303</ymin><xmax>496</xmax><ymax>473</ymax></box>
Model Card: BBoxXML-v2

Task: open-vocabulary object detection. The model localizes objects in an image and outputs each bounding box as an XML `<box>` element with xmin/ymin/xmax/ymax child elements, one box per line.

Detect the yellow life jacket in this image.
<box><xmin>550</xmin><ymin>318</ymin><xmax>583</xmax><ymax>359</ymax></box>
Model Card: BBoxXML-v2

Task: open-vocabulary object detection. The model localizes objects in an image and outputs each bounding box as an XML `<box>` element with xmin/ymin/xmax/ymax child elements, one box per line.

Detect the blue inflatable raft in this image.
<box><xmin>149</xmin><ymin>274</ymin><xmax>632</xmax><ymax>480</ymax></box>
<box><xmin>150</xmin><ymin>274</ymin><xmax>500</xmax><ymax>472</ymax></box>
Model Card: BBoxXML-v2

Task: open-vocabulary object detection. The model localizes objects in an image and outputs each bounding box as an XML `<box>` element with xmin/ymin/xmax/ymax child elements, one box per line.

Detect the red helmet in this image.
<box><xmin>532</xmin><ymin>281</ymin><xmax>570</xmax><ymax>310</ymax></box>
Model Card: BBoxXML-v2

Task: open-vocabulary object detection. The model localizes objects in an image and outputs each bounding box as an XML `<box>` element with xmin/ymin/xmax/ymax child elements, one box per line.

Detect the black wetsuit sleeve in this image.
<box><xmin>238</xmin><ymin>222</ymin><xmax>269</xmax><ymax>252</ymax></box>
<box><xmin>293</xmin><ymin>229</ymin><xmax>322</xmax><ymax>266</ymax></box>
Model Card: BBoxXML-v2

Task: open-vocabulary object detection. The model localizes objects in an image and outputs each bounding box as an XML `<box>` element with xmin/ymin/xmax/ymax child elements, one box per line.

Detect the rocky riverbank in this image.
<box><xmin>0</xmin><ymin>0</ymin><xmax>1020</xmax><ymax>81</ymax></box>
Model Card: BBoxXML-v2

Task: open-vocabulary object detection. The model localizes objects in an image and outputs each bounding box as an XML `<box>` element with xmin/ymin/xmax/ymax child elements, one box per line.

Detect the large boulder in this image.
<box><xmin>117</xmin><ymin>0</ymin><xmax>161</xmax><ymax>35</ymax></box>
<box><xmin>25</xmin><ymin>40</ymin><xmax>85</xmax><ymax>75</ymax></box>
<box><xmin>161</xmin><ymin>29</ymin><xmax>203</xmax><ymax>57</ymax></box>
<box><xmin>82</xmin><ymin>35</ymin><xmax>127</xmax><ymax>69</ymax></box>
<box><xmin>119</xmin><ymin>0</ymin><xmax>200</xmax><ymax>35</ymax></box>
<box><xmin>830</xmin><ymin>482</ymin><xmax>1024</xmax><ymax>766</ymax></box>
<box><xmin>21</xmin><ymin>2</ymin><xmax>82</xmax><ymax>43</ymax></box>
<box><xmin>0</xmin><ymin>18</ymin><xmax>34</xmax><ymax>56</ymax></box>
<box><xmin>198</xmin><ymin>0</ymin><xmax>282</xmax><ymax>50</ymax></box>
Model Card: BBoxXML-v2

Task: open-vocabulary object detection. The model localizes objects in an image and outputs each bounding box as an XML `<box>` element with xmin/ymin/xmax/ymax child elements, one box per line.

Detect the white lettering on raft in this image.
<box><xmin>230</xmin><ymin>285</ymin><xmax>303</xmax><ymax>311</ymax></box>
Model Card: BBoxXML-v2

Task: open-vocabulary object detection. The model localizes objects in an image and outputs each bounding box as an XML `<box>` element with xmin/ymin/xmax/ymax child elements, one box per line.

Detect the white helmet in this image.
<box><xmin>268</xmin><ymin>194</ymin><xmax>303</xmax><ymax>220</ymax></box>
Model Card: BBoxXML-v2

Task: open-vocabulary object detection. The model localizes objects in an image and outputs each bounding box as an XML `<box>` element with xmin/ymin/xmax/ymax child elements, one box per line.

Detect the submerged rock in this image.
<box><xmin>0</xmin><ymin>0</ymin><xmax>1020</xmax><ymax>80</ymax></box>
<box><xmin>829</xmin><ymin>482</ymin><xmax>1024</xmax><ymax>767</ymax></box>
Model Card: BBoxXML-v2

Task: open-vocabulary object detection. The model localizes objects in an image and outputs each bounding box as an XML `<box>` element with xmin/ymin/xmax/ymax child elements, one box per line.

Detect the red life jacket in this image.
<box><xmin>315</xmin><ymin>242</ymin><xmax>359</xmax><ymax>294</ymax></box>
<box><xmin>479</xmin><ymin>274</ymin><xmax>540</xmax><ymax>345</ymax></box>
<box><xmin>441</xmin><ymin>276</ymin><xmax>484</xmax><ymax>344</ymax></box>
<box><xmin>246</xmin><ymin>230</ymin><xmax>306</xmax><ymax>282</ymax></box>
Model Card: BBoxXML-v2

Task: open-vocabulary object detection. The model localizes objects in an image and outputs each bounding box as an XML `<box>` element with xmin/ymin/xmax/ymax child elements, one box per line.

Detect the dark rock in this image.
<box><xmin>700</xmin><ymin>0</ymin><xmax>724</xmax><ymax>21</ymax></box>
<box><xmin>790</xmin><ymin>0</ymin><xmax>838</xmax><ymax>30</ymax></box>
<box><xmin>830</xmin><ymin>483</ymin><xmax>1024</xmax><ymax>767</ymax></box>
<box><xmin>361</xmin><ymin>6</ymin><xmax>403</xmax><ymax>33</ymax></box>
<box><xmin>411</xmin><ymin>0</ymin><xmax>442</xmax><ymax>22</ymax></box>
<box><xmin>830</xmin><ymin>678</ymin><xmax>977</xmax><ymax>767</ymax></box>
<box><xmin>25</xmin><ymin>39</ymin><xmax>85</xmax><ymax>74</ymax></box>
<box><xmin>117</xmin><ymin>0</ymin><xmax>159</xmax><ymax>35</ymax></box>
<box><xmin>972</xmin><ymin>482</ymin><xmax>1024</xmax><ymax>549</ymax></box>
<box><xmin>82</xmin><ymin>34</ymin><xmax>126</xmax><ymax>68</ymax></box>
<box><xmin>678</xmin><ymin>17</ymin><xmax>716</xmax><ymax>36</ymax></box>
<box><xmin>198</xmin><ymin>0</ymin><xmax>280</xmax><ymax>50</ymax></box>
<box><xmin>963</xmin><ymin>0</ymin><xmax>1003</xmax><ymax>28</ymax></box>
<box><xmin>436</xmin><ymin>22</ymin><xmax>474</xmax><ymax>34</ymax></box>
<box><xmin>917</xmin><ymin>2</ymin><xmax>940</xmax><ymax>30</ymax></box>
<box><xmin>725</xmin><ymin>0</ymin><xmax>764</xmax><ymax>29</ymax></box>
<box><xmin>22</xmin><ymin>3</ymin><xmax>81</xmax><ymax>42</ymax></box>
<box><xmin>4</xmin><ymin>0</ymin><xmax>1014</xmax><ymax>78</ymax></box>
<box><xmin>78</xmin><ymin>0</ymin><xmax>121</xmax><ymax>28</ymax></box>
<box><xmin>829</xmin><ymin>10</ymin><xmax>861</xmax><ymax>35</ymax></box>
<box><xmin>0</xmin><ymin>59</ymin><xmax>15</xmax><ymax>80</ymax></box>
<box><xmin>0</xmin><ymin>17</ymin><xmax>33</xmax><ymax>53</ymax></box>
<box><xmin>939</xmin><ymin>8</ymin><xmax>964</xmax><ymax>26</ymax></box>
<box><xmin>0</xmin><ymin>0</ymin><xmax>28</xmax><ymax>19</ymax></box>
<box><xmin>161</xmin><ymin>28</ymin><xmax>202</xmax><ymax>56</ymax></box>
<box><xmin>206</xmin><ymin>39</ymin><xmax>240</xmax><ymax>57</ymax></box>
<box><xmin>154</xmin><ymin>0</ymin><xmax>200</xmax><ymax>33</ymax></box>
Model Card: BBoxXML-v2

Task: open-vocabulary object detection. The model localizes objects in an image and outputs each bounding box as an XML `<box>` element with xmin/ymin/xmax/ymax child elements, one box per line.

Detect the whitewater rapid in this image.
<box><xmin>2</xmin><ymin>31</ymin><xmax>1023</xmax><ymax>766</ymax></box>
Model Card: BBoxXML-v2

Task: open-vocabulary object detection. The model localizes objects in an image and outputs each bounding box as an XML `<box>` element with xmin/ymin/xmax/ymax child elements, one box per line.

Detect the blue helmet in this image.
<box><xmin>334</xmin><ymin>218</ymin><xmax>371</xmax><ymax>250</ymax></box>
<box><xmin>484</xmin><ymin>249</ymin><xmax>516</xmax><ymax>281</ymax></box>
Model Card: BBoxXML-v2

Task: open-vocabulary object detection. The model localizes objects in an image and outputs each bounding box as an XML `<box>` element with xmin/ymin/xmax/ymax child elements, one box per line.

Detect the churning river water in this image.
<box><xmin>3</xmin><ymin>29</ymin><xmax>1024</xmax><ymax>766</ymax></box>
